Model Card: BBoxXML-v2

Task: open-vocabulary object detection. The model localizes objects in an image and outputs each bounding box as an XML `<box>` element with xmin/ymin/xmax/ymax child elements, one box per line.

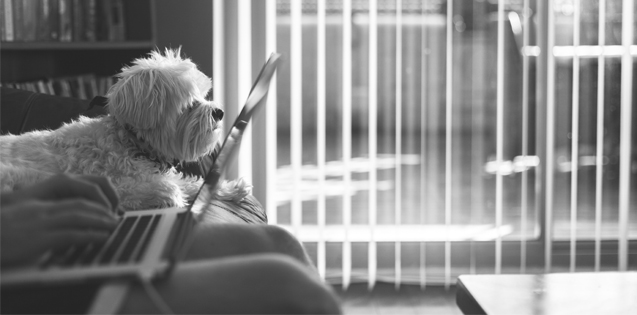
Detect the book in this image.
<box><xmin>71</xmin><ymin>0</ymin><xmax>83</xmax><ymax>41</ymax></box>
<box><xmin>36</xmin><ymin>80</ymin><xmax>48</xmax><ymax>94</ymax></box>
<box><xmin>35</xmin><ymin>0</ymin><xmax>52</xmax><ymax>41</ymax></box>
<box><xmin>83</xmin><ymin>0</ymin><xmax>96</xmax><ymax>41</ymax></box>
<box><xmin>0</xmin><ymin>0</ymin><xmax>5</xmax><ymax>41</ymax></box>
<box><xmin>48</xmin><ymin>0</ymin><xmax>59</xmax><ymax>40</ymax></box>
<box><xmin>97</xmin><ymin>75</ymin><xmax>115</xmax><ymax>96</ymax></box>
<box><xmin>68</xmin><ymin>75</ymin><xmax>87</xmax><ymax>99</ymax></box>
<box><xmin>2</xmin><ymin>0</ymin><xmax>131</xmax><ymax>43</ymax></box>
<box><xmin>95</xmin><ymin>0</ymin><xmax>111</xmax><ymax>41</ymax></box>
<box><xmin>44</xmin><ymin>80</ymin><xmax>55</xmax><ymax>95</ymax></box>
<box><xmin>4</xmin><ymin>74</ymin><xmax>116</xmax><ymax>98</ymax></box>
<box><xmin>11</xmin><ymin>0</ymin><xmax>23</xmax><ymax>41</ymax></box>
<box><xmin>24</xmin><ymin>82</ymin><xmax>38</xmax><ymax>93</ymax></box>
<box><xmin>21</xmin><ymin>0</ymin><xmax>38</xmax><ymax>41</ymax></box>
<box><xmin>2</xmin><ymin>0</ymin><xmax>12</xmax><ymax>41</ymax></box>
<box><xmin>58</xmin><ymin>0</ymin><xmax>71</xmax><ymax>41</ymax></box>
<box><xmin>109</xmin><ymin>0</ymin><xmax>125</xmax><ymax>41</ymax></box>
<box><xmin>79</xmin><ymin>74</ymin><xmax>98</xmax><ymax>98</ymax></box>
<box><xmin>51</xmin><ymin>78</ymin><xmax>70</xmax><ymax>96</ymax></box>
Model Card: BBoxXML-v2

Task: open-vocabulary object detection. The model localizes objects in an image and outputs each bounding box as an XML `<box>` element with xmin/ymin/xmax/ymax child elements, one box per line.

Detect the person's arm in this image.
<box><xmin>1</xmin><ymin>174</ymin><xmax>120</xmax><ymax>267</ymax></box>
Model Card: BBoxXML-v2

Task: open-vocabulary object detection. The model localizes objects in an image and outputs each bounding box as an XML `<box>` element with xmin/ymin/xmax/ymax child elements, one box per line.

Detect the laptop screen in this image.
<box><xmin>165</xmin><ymin>53</ymin><xmax>282</xmax><ymax>271</ymax></box>
<box><xmin>194</xmin><ymin>52</ymin><xmax>281</xmax><ymax>211</ymax></box>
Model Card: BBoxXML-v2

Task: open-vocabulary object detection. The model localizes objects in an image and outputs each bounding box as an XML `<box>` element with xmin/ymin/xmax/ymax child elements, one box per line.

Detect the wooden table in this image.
<box><xmin>456</xmin><ymin>272</ymin><xmax>637</xmax><ymax>315</ymax></box>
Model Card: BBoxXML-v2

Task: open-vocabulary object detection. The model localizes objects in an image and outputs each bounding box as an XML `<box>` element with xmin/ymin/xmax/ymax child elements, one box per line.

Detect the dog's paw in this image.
<box><xmin>175</xmin><ymin>174</ymin><xmax>204</xmax><ymax>196</ymax></box>
<box><xmin>213</xmin><ymin>178</ymin><xmax>252</xmax><ymax>203</ymax></box>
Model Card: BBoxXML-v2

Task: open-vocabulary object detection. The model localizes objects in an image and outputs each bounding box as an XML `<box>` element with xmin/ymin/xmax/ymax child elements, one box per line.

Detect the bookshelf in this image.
<box><xmin>1</xmin><ymin>0</ymin><xmax>156</xmax><ymax>94</ymax></box>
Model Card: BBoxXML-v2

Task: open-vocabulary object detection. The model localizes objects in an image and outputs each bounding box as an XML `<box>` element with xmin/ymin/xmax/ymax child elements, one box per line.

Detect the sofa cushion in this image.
<box><xmin>0</xmin><ymin>87</ymin><xmax>107</xmax><ymax>135</ymax></box>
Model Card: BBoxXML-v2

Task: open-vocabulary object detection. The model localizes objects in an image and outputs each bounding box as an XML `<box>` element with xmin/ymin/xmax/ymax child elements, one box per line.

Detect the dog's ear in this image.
<box><xmin>106</xmin><ymin>49</ymin><xmax>198</xmax><ymax>130</ymax></box>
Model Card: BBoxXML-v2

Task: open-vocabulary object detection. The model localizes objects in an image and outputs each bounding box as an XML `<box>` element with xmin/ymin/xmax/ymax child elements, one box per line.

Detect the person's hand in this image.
<box><xmin>1</xmin><ymin>174</ymin><xmax>120</xmax><ymax>267</ymax></box>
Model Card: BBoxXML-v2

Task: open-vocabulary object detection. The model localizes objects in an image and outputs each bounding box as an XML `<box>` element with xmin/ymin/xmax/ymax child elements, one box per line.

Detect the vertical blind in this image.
<box><xmin>213</xmin><ymin>0</ymin><xmax>636</xmax><ymax>289</ymax></box>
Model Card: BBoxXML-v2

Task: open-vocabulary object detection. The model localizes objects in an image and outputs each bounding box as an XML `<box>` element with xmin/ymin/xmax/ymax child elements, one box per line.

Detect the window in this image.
<box><xmin>213</xmin><ymin>0</ymin><xmax>636</xmax><ymax>288</ymax></box>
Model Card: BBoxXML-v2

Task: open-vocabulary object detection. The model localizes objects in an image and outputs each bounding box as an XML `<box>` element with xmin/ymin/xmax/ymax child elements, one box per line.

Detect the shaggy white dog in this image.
<box><xmin>0</xmin><ymin>48</ymin><xmax>249</xmax><ymax>213</ymax></box>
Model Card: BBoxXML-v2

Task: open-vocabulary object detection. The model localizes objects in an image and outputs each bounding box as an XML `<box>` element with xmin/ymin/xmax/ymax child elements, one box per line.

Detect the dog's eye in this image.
<box><xmin>190</xmin><ymin>101</ymin><xmax>202</xmax><ymax>112</ymax></box>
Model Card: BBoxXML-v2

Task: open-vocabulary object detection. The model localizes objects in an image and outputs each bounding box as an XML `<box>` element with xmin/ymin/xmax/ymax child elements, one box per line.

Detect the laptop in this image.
<box><xmin>0</xmin><ymin>52</ymin><xmax>282</xmax><ymax>288</ymax></box>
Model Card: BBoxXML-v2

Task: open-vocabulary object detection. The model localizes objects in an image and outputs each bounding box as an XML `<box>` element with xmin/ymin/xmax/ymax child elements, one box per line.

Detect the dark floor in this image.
<box><xmin>334</xmin><ymin>283</ymin><xmax>463</xmax><ymax>315</ymax></box>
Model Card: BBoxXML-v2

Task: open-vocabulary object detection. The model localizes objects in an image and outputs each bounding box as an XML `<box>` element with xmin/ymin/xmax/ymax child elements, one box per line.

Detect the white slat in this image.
<box><xmin>213</xmin><ymin>0</ymin><xmax>224</xmax><ymax>106</ymax></box>
<box><xmin>265</xmin><ymin>0</ymin><xmax>278</xmax><ymax>225</ymax></box>
<box><xmin>394</xmin><ymin>0</ymin><xmax>403</xmax><ymax>290</ymax></box>
<box><xmin>342</xmin><ymin>0</ymin><xmax>353</xmax><ymax>290</ymax></box>
<box><xmin>520</xmin><ymin>0</ymin><xmax>531</xmax><ymax>275</ymax></box>
<box><xmin>238</xmin><ymin>0</ymin><xmax>252</xmax><ymax>184</ymax></box>
<box><xmin>545</xmin><ymin>0</ymin><xmax>557</xmax><ymax>273</ymax></box>
<box><xmin>569</xmin><ymin>0</ymin><xmax>581</xmax><ymax>273</ymax></box>
<box><xmin>368</xmin><ymin>0</ymin><xmax>379</xmax><ymax>291</ymax></box>
<box><xmin>290</xmin><ymin>0</ymin><xmax>303</xmax><ymax>235</ymax></box>
<box><xmin>444</xmin><ymin>0</ymin><xmax>453</xmax><ymax>289</ymax></box>
<box><xmin>594</xmin><ymin>0</ymin><xmax>606</xmax><ymax>273</ymax></box>
<box><xmin>220</xmin><ymin>0</ymin><xmax>635</xmax><ymax>287</ymax></box>
<box><xmin>317</xmin><ymin>0</ymin><xmax>327</xmax><ymax>281</ymax></box>
<box><xmin>470</xmin><ymin>4</ymin><xmax>483</xmax><ymax>277</ymax></box>
<box><xmin>420</xmin><ymin>1</ymin><xmax>428</xmax><ymax>289</ymax></box>
<box><xmin>618</xmin><ymin>0</ymin><xmax>634</xmax><ymax>272</ymax></box>
<box><xmin>495</xmin><ymin>0</ymin><xmax>505</xmax><ymax>275</ymax></box>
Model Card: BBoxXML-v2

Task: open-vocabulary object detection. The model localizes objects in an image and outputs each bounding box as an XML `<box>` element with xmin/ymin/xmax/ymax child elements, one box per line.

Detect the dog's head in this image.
<box><xmin>107</xmin><ymin>48</ymin><xmax>223</xmax><ymax>162</ymax></box>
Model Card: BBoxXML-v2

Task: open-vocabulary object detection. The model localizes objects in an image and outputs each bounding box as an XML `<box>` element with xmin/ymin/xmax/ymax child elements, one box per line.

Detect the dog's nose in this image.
<box><xmin>212</xmin><ymin>108</ymin><xmax>224</xmax><ymax>121</ymax></box>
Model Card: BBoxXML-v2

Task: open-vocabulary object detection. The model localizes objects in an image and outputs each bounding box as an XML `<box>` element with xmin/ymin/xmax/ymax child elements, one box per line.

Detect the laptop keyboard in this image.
<box><xmin>42</xmin><ymin>214</ymin><xmax>162</xmax><ymax>269</ymax></box>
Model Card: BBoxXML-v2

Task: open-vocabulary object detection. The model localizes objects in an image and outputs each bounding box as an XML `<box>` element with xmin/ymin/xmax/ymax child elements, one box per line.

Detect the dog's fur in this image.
<box><xmin>0</xmin><ymin>48</ymin><xmax>249</xmax><ymax>213</ymax></box>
